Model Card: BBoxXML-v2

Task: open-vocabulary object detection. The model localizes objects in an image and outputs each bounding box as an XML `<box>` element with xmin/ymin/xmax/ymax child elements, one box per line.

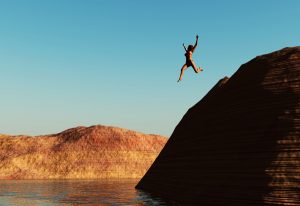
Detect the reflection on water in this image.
<box><xmin>0</xmin><ymin>179</ymin><xmax>167</xmax><ymax>206</ymax></box>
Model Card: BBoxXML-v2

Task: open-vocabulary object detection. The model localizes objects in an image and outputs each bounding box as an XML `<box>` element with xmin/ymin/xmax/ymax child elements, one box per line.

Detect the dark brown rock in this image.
<box><xmin>136</xmin><ymin>47</ymin><xmax>300</xmax><ymax>205</ymax></box>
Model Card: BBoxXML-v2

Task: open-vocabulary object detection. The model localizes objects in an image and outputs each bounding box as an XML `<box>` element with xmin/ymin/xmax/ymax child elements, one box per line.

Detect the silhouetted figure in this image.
<box><xmin>178</xmin><ymin>35</ymin><xmax>203</xmax><ymax>82</ymax></box>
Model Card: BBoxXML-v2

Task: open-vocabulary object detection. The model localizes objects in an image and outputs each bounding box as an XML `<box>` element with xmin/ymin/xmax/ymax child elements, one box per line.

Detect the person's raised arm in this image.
<box><xmin>183</xmin><ymin>43</ymin><xmax>187</xmax><ymax>52</ymax></box>
<box><xmin>192</xmin><ymin>35</ymin><xmax>199</xmax><ymax>52</ymax></box>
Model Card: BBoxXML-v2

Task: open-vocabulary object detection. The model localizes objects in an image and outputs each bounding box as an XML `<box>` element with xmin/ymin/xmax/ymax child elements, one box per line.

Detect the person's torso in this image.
<box><xmin>185</xmin><ymin>51</ymin><xmax>193</xmax><ymax>60</ymax></box>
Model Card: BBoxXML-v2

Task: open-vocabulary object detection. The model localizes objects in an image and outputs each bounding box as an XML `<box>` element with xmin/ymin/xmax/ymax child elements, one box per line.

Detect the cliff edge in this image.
<box><xmin>136</xmin><ymin>47</ymin><xmax>300</xmax><ymax>205</ymax></box>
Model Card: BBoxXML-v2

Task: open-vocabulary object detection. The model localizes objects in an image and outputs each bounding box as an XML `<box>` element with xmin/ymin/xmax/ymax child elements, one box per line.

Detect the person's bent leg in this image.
<box><xmin>178</xmin><ymin>64</ymin><xmax>188</xmax><ymax>82</ymax></box>
<box><xmin>191</xmin><ymin>61</ymin><xmax>200</xmax><ymax>73</ymax></box>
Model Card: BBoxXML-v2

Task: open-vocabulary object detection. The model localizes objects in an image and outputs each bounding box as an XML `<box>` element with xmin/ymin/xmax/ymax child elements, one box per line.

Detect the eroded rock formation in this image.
<box><xmin>136</xmin><ymin>47</ymin><xmax>300</xmax><ymax>205</ymax></box>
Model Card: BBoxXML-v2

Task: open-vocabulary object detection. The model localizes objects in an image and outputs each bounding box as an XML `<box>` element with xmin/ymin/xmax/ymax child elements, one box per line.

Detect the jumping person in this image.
<box><xmin>177</xmin><ymin>35</ymin><xmax>203</xmax><ymax>82</ymax></box>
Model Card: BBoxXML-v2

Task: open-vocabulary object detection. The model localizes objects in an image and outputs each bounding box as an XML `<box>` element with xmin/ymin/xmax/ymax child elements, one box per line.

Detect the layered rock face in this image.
<box><xmin>0</xmin><ymin>125</ymin><xmax>166</xmax><ymax>179</ymax></box>
<box><xmin>136</xmin><ymin>47</ymin><xmax>300</xmax><ymax>205</ymax></box>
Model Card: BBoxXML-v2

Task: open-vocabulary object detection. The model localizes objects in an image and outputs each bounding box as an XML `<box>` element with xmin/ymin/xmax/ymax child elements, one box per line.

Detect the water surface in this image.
<box><xmin>0</xmin><ymin>179</ymin><xmax>167</xmax><ymax>206</ymax></box>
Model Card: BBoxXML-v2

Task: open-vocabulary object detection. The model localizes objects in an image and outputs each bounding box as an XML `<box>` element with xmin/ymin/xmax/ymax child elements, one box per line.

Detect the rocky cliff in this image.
<box><xmin>136</xmin><ymin>47</ymin><xmax>300</xmax><ymax>205</ymax></box>
<box><xmin>0</xmin><ymin>125</ymin><xmax>167</xmax><ymax>179</ymax></box>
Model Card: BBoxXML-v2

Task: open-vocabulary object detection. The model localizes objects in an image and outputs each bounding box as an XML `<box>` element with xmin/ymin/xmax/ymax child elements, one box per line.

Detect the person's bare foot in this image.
<box><xmin>198</xmin><ymin>68</ymin><xmax>203</xmax><ymax>73</ymax></box>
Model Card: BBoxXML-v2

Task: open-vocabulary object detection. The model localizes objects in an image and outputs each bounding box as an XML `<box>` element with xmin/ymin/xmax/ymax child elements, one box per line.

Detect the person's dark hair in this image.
<box><xmin>187</xmin><ymin>45</ymin><xmax>194</xmax><ymax>51</ymax></box>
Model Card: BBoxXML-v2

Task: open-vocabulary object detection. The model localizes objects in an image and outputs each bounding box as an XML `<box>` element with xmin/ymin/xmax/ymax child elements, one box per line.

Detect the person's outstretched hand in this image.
<box><xmin>196</xmin><ymin>35</ymin><xmax>199</xmax><ymax>39</ymax></box>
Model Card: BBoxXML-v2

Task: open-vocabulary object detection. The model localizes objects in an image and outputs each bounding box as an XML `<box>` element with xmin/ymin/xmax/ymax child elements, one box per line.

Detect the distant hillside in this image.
<box><xmin>0</xmin><ymin>125</ymin><xmax>167</xmax><ymax>179</ymax></box>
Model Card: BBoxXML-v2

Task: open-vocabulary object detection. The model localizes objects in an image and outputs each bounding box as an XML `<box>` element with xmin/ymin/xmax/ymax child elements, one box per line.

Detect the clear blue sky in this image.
<box><xmin>1</xmin><ymin>0</ymin><xmax>300</xmax><ymax>136</ymax></box>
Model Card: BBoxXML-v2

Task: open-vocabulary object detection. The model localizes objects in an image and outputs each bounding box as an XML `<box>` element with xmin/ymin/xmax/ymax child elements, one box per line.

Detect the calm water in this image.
<box><xmin>0</xmin><ymin>179</ymin><xmax>167</xmax><ymax>206</ymax></box>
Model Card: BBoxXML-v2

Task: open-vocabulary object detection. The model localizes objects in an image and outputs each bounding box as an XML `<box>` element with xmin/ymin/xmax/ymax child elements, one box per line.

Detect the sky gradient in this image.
<box><xmin>1</xmin><ymin>0</ymin><xmax>300</xmax><ymax>136</ymax></box>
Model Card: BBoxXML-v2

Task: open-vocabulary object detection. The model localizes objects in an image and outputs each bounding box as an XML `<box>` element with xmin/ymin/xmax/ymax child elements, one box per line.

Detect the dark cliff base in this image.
<box><xmin>136</xmin><ymin>47</ymin><xmax>300</xmax><ymax>205</ymax></box>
